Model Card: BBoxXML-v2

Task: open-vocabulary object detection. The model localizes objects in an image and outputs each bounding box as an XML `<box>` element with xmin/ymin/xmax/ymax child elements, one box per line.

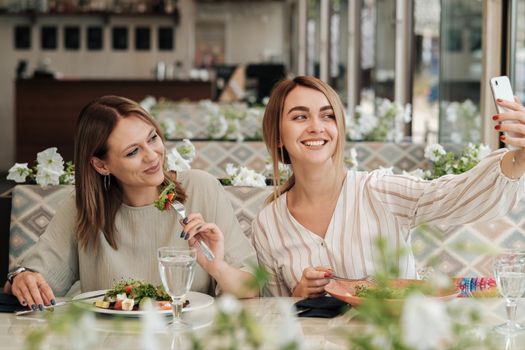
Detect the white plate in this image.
<box><xmin>73</xmin><ymin>290</ymin><xmax>214</xmax><ymax>317</ymax></box>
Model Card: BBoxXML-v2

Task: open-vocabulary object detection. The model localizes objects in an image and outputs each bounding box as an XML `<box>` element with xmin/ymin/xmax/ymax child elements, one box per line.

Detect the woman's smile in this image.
<box><xmin>144</xmin><ymin>160</ymin><xmax>161</xmax><ymax>174</ymax></box>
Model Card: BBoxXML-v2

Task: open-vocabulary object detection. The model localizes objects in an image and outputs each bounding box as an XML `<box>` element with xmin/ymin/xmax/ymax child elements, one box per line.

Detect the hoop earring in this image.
<box><xmin>103</xmin><ymin>174</ymin><xmax>111</xmax><ymax>191</ymax></box>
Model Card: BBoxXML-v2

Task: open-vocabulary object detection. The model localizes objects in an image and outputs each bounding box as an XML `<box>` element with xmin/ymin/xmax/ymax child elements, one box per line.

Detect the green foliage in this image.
<box><xmin>244</xmin><ymin>264</ymin><xmax>270</xmax><ymax>292</ymax></box>
<box><xmin>425</xmin><ymin>143</ymin><xmax>490</xmax><ymax>180</ymax></box>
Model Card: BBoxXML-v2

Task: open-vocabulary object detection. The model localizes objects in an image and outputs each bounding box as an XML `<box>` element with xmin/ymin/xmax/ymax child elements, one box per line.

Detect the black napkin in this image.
<box><xmin>0</xmin><ymin>293</ymin><xmax>27</xmax><ymax>313</ymax></box>
<box><xmin>294</xmin><ymin>295</ymin><xmax>349</xmax><ymax>318</ymax></box>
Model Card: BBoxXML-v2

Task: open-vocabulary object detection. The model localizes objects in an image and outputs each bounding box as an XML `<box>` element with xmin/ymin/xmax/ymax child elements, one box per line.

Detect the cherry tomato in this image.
<box><xmin>157</xmin><ymin>301</ymin><xmax>172</xmax><ymax>310</ymax></box>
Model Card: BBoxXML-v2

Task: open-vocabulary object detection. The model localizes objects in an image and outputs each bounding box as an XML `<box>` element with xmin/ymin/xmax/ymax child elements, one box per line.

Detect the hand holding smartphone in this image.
<box><xmin>489</xmin><ymin>76</ymin><xmax>518</xmax><ymax>139</ymax></box>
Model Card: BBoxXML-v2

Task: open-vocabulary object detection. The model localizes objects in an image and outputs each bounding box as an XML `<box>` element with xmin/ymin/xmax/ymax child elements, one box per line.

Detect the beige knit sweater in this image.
<box><xmin>20</xmin><ymin>169</ymin><xmax>257</xmax><ymax>296</ymax></box>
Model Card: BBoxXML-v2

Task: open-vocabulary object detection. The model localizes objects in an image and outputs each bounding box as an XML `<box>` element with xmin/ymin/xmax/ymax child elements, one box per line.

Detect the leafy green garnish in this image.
<box><xmin>154</xmin><ymin>181</ymin><xmax>176</xmax><ymax>211</ymax></box>
<box><xmin>105</xmin><ymin>279</ymin><xmax>171</xmax><ymax>304</ymax></box>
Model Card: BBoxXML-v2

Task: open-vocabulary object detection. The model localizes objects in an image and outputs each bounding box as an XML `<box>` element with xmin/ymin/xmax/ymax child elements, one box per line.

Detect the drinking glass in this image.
<box><xmin>158</xmin><ymin>247</ymin><xmax>197</xmax><ymax>331</ymax></box>
<box><xmin>493</xmin><ymin>251</ymin><xmax>525</xmax><ymax>335</ymax></box>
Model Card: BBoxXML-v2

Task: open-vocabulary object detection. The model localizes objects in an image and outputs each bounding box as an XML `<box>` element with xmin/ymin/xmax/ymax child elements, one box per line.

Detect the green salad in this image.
<box><xmin>105</xmin><ymin>279</ymin><xmax>171</xmax><ymax>303</ymax></box>
<box><xmin>154</xmin><ymin>182</ymin><xmax>176</xmax><ymax>211</ymax></box>
<box><xmin>354</xmin><ymin>284</ymin><xmax>422</xmax><ymax>299</ymax></box>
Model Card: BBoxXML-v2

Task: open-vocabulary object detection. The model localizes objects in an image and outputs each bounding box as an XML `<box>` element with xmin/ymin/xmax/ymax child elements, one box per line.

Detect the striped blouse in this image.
<box><xmin>252</xmin><ymin>149</ymin><xmax>525</xmax><ymax>296</ymax></box>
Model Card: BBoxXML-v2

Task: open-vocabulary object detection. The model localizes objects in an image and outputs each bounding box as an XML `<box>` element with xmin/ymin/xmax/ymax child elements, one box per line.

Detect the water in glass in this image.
<box><xmin>159</xmin><ymin>254</ymin><xmax>196</xmax><ymax>298</ymax></box>
<box><xmin>494</xmin><ymin>251</ymin><xmax>525</xmax><ymax>335</ymax></box>
<box><xmin>158</xmin><ymin>247</ymin><xmax>197</xmax><ymax>332</ymax></box>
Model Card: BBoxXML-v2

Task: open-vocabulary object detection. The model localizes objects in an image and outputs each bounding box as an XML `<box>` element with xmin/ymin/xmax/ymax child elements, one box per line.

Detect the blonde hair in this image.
<box><xmin>262</xmin><ymin>76</ymin><xmax>347</xmax><ymax>203</ymax></box>
<box><xmin>74</xmin><ymin>95</ymin><xmax>186</xmax><ymax>251</ymax></box>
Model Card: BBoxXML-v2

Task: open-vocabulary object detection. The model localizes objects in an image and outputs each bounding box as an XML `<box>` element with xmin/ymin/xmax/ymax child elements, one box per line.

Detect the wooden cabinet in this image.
<box><xmin>15</xmin><ymin>79</ymin><xmax>212</xmax><ymax>162</ymax></box>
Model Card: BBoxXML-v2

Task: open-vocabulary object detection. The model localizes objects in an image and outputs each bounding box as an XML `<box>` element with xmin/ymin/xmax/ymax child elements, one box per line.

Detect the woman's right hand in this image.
<box><xmin>292</xmin><ymin>266</ymin><xmax>333</xmax><ymax>298</ymax></box>
<box><xmin>10</xmin><ymin>271</ymin><xmax>56</xmax><ymax>311</ymax></box>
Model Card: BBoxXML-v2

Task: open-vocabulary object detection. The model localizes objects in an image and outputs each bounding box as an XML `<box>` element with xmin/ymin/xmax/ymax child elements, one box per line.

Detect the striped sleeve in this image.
<box><xmin>251</xmin><ymin>209</ymin><xmax>290</xmax><ymax>297</ymax></box>
<box><xmin>367</xmin><ymin>149</ymin><xmax>525</xmax><ymax>231</ymax></box>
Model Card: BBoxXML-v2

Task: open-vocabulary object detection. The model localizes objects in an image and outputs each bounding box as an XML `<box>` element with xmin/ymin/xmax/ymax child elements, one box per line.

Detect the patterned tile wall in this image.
<box><xmin>8</xmin><ymin>184</ymin><xmax>525</xmax><ymax>278</ymax></box>
<box><xmin>166</xmin><ymin>141</ymin><xmax>433</xmax><ymax>178</ymax></box>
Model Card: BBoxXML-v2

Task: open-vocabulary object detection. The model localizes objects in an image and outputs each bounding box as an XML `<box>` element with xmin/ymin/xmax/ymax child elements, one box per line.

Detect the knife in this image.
<box><xmin>15</xmin><ymin>291</ymin><xmax>106</xmax><ymax>316</ymax></box>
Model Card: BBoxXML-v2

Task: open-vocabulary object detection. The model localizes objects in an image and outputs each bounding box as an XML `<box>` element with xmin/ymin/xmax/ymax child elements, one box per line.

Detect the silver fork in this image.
<box><xmin>170</xmin><ymin>201</ymin><xmax>215</xmax><ymax>261</ymax></box>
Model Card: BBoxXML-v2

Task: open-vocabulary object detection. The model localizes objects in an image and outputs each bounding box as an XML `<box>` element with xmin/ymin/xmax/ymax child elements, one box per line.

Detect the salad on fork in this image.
<box><xmin>155</xmin><ymin>181</ymin><xmax>215</xmax><ymax>261</ymax></box>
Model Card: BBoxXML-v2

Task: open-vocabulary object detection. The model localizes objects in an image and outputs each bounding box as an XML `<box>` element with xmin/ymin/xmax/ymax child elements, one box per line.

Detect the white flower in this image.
<box><xmin>262</xmin><ymin>96</ymin><xmax>270</xmax><ymax>106</ymax></box>
<box><xmin>446</xmin><ymin>102</ymin><xmax>459</xmax><ymax>122</ymax></box>
<box><xmin>402</xmin><ymin>168</ymin><xmax>426</xmax><ymax>179</ymax></box>
<box><xmin>140</xmin><ymin>298</ymin><xmax>166</xmax><ymax>350</ymax></box>
<box><xmin>156</xmin><ymin>110</ymin><xmax>177</xmax><ymax>138</ymax></box>
<box><xmin>67</xmin><ymin>312</ymin><xmax>98</xmax><ymax>350</ymax></box>
<box><xmin>165</xmin><ymin>148</ymin><xmax>191</xmax><ymax>171</ymax></box>
<box><xmin>227</xmin><ymin>165</ymin><xmax>266</xmax><ymax>187</ymax></box>
<box><xmin>345</xmin><ymin>147</ymin><xmax>359</xmax><ymax>169</ymax></box>
<box><xmin>450</xmin><ymin>132</ymin><xmax>463</xmax><ymax>144</ymax></box>
<box><xmin>424</xmin><ymin>144</ymin><xmax>446</xmax><ymax>162</ymax></box>
<box><xmin>61</xmin><ymin>173</ymin><xmax>75</xmax><ymax>185</ymax></box>
<box><xmin>377</xmin><ymin>166</ymin><xmax>394</xmax><ymax>175</ymax></box>
<box><xmin>225</xmin><ymin>163</ymin><xmax>238</xmax><ymax>177</ymax></box>
<box><xmin>426</xmin><ymin>270</ymin><xmax>453</xmax><ymax>290</ymax></box>
<box><xmin>139</xmin><ymin>96</ymin><xmax>156</xmax><ymax>112</ymax></box>
<box><xmin>216</xmin><ymin>294</ymin><xmax>242</xmax><ymax>315</ymax></box>
<box><xmin>207</xmin><ymin>113</ymin><xmax>228</xmax><ymax>139</ymax></box>
<box><xmin>478</xmin><ymin>144</ymin><xmax>491</xmax><ymax>161</ymax></box>
<box><xmin>270</xmin><ymin>299</ymin><xmax>304</xmax><ymax>350</ymax></box>
<box><xmin>35</xmin><ymin>166</ymin><xmax>63</xmax><ymax>186</ymax></box>
<box><xmin>176</xmin><ymin>139</ymin><xmax>196</xmax><ymax>162</ymax></box>
<box><xmin>37</xmin><ymin>147</ymin><xmax>64</xmax><ymax>171</ymax></box>
<box><xmin>7</xmin><ymin>163</ymin><xmax>31</xmax><ymax>183</ymax></box>
<box><xmin>403</xmin><ymin>103</ymin><xmax>412</xmax><ymax>123</ymax></box>
<box><xmin>446</xmin><ymin>298</ymin><xmax>487</xmax><ymax>339</ymax></box>
<box><xmin>401</xmin><ymin>293</ymin><xmax>452</xmax><ymax>350</ymax></box>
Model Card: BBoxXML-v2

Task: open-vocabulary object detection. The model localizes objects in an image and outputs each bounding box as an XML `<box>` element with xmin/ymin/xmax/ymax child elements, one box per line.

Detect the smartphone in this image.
<box><xmin>489</xmin><ymin>76</ymin><xmax>514</xmax><ymax>113</ymax></box>
<box><xmin>490</xmin><ymin>76</ymin><xmax>518</xmax><ymax>141</ymax></box>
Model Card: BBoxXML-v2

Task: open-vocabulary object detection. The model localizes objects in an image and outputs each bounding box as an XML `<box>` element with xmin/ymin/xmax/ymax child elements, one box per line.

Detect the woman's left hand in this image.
<box><xmin>181</xmin><ymin>213</ymin><xmax>225</xmax><ymax>271</ymax></box>
<box><xmin>495</xmin><ymin>96</ymin><xmax>525</xmax><ymax>152</ymax></box>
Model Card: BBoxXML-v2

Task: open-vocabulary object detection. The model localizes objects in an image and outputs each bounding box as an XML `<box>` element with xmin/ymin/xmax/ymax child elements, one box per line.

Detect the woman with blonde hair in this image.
<box><xmin>6</xmin><ymin>95</ymin><xmax>257</xmax><ymax>311</ymax></box>
<box><xmin>252</xmin><ymin>76</ymin><xmax>525</xmax><ymax>298</ymax></box>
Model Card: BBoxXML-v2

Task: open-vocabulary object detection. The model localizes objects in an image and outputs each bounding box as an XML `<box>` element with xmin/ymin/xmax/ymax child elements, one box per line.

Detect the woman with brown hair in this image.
<box><xmin>6</xmin><ymin>95</ymin><xmax>258</xmax><ymax>311</ymax></box>
<box><xmin>252</xmin><ymin>76</ymin><xmax>525</xmax><ymax>298</ymax></box>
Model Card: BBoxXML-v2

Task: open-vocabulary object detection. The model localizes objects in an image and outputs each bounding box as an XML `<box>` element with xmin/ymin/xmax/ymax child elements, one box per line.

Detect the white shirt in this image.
<box><xmin>252</xmin><ymin>149</ymin><xmax>524</xmax><ymax>296</ymax></box>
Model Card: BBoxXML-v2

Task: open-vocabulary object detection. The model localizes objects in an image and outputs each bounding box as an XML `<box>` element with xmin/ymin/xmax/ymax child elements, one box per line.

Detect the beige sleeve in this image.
<box><xmin>19</xmin><ymin>193</ymin><xmax>79</xmax><ymax>296</ymax></box>
<box><xmin>183</xmin><ymin>170</ymin><xmax>258</xmax><ymax>295</ymax></box>
<box><xmin>367</xmin><ymin>149</ymin><xmax>525</xmax><ymax>231</ymax></box>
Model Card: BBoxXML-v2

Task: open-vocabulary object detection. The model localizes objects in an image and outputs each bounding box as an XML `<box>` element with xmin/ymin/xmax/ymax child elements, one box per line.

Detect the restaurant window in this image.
<box><xmin>135</xmin><ymin>26</ymin><xmax>150</xmax><ymax>51</ymax></box>
<box><xmin>14</xmin><ymin>25</ymin><xmax>31</xmax><ymax>50</ymax></box>
<box><xmin>306</xmin><ymin>0</ymin><xmax>321</xmax><ymax>78</ymax></box>
<box><xmin>438</xmin><ymin>0</ymin><xmax>482</xmax><ymax>144</ymax></box>
<box><xmin>412</xmin><ymin>0</ymin><xmax>440</xmax><ymax>144</ymax></box>
<box><xmin>352</xmin><ymin>0</ymin><xmax>398</xmax><ymax>141</ymax></box>
<box><xmin>112</xmin><ymin>26</ymin><xmax>128</xmax><ymax>50</ymax></box>
<box><xmin>87</xmin><ymin>26</ymin><xmax>103</xmax><ymax>50</ymax></box>
<box><xmin>158</xmin><ymin>27</ymin><xmax>174</xmax><ymax>51</ymax></box>
<box><xmin>41</xmin><ymin>26</ymin><xmax>57</xmax><ymax>50</ymax></box>
<box><xmin>329</xmin><ymin>0</ymin><xmax>348</xmax><ymax>104</ymax></box>
<box><xmin>64</xmin><ymin>26</ymin><xmax>80</xmax><ymax>50</ymax></box>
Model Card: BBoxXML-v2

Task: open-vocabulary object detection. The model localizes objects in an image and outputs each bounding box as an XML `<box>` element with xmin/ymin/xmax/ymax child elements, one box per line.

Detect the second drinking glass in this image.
<box><xmin>493</xmin><ymin>250</ymin><xmax>525</xmax><ymax>335</ymax></box>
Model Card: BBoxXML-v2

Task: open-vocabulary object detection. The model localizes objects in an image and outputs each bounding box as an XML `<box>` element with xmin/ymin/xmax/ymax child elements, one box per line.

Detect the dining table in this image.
<box><xmin>1</xmin><ymin>296</ymin><xmax>524</xmax><ymax>350</ymax></box>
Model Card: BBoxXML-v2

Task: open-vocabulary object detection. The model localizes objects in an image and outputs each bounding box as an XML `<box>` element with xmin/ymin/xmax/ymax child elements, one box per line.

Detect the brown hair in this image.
<box><xmin>262</xmin><ymin>76</ymin><xmax>347</xmax><ymax>203</ymax></box>
<box><xmin>74</xmin><ymin>95</ymin><xmax>186</xmax><ymax>251</ymax></box>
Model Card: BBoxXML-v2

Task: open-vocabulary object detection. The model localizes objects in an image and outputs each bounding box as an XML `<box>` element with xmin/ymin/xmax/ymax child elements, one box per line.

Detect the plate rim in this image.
<box><xmin>73</xmin><ymin>289</ymin><xmax>214</xmax><ymax>317</ymax></box>
<box><xmin>325</xmin><ymin>278</ymin><xmax>459</xmax><ymax>306</ymax></box>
